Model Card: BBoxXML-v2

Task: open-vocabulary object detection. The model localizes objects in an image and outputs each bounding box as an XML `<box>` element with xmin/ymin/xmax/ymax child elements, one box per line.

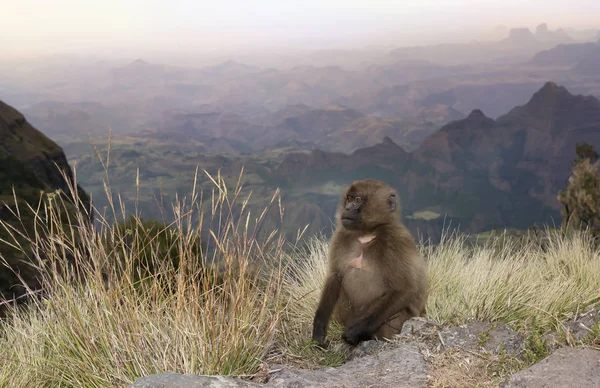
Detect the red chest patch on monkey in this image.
<box><xmin>350</xmin><ymin>234</ymin><xmax>376</xmax><ymax>271</ymax></box>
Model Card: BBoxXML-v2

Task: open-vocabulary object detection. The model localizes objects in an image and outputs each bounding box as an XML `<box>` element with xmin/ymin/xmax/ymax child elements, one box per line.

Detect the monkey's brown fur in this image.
<box><xmin>312</xmin><ymin>179</ymin><xmax>428</xmax><ymax>346</ymax></box>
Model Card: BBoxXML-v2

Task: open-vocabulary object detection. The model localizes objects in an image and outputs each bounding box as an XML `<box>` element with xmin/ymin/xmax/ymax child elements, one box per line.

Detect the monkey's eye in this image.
<box><xmin>347</xmin><ymin>196</ymin><xmax>352</xmax><ymax>203</ymax></box>
<box><xmin>355</xmin><ymin>197</ymin><xmax>362</xmax><ymax>203</ymax></box>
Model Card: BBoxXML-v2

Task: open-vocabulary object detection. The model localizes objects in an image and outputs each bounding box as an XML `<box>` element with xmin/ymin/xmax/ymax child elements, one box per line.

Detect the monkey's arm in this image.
<box><xmin>312</xmin><ymin>272</ymin><xmax>342</xmax><ymax>346</ymax></box>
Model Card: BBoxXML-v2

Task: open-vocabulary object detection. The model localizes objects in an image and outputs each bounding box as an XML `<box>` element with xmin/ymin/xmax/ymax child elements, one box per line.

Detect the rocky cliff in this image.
<box><xmin>0</xmin><ymin>100</ymin><xmax>90</xmax><ymax>304</ymax></box>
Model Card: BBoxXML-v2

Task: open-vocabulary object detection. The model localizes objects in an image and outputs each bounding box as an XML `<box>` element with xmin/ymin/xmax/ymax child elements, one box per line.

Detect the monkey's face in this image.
<box><xmin>340</xmin><ymin>192</ymin><xmax>365</xmax><ymax>230</ymax></box>
<box><xmin>339</xmin><ymin>180</ymin><xmax>398</xmax><ymax>232</ymax></box>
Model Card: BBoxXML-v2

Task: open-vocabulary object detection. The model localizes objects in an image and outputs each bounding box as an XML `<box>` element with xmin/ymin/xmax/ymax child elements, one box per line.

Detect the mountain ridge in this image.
<box><xmin>269</xmin><ymin>81</ymin><xmax>600</xmax><ymax>239</ymax></box>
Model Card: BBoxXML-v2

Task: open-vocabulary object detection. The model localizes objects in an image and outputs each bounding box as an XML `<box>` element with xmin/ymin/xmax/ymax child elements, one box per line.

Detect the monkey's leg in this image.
<box><xmin>341</xmin><ymin>292</ymin><xmax>408</xmax><ymax>346</ymax></box>
<box><xmin>374</xmin><ymin>308</ymin><xmax>412</xmax><ymax>339</ymax></box>
<box><xmin>312</xmin><ymin>272</ymin><xmax>342</xmax><ymax>346</ymax></box>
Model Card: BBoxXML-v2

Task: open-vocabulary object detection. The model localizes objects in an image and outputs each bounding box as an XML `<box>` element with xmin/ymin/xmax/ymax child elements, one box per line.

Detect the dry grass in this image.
<box><xmin>425</xmin><ymin>230</ymin><xmax>600</xmax><ymax>331</ymax></box>
<box><xmin>0</xmin><ymin>168</ymin><xmax>288</xmax><ymax>387</ymax></box>
<box><xmin>1</xmin><ymin>166</ymin><xmax>600</xmax><ymax>387</ymax></box>
<box><xmin>426</xmin><ymin>349</ymin><xmax>500</xmax><ymax>388</ymax></box>
<box><xmin>277</xmin><ymin>237</ymin><xmax>348</xmax><ymax>368</ymax></box>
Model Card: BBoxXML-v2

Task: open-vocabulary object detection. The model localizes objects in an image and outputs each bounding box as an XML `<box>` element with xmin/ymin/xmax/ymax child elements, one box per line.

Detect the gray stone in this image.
<box><xmin>563</xmin><ymin>307</ymin><xmax>600</xmax><ymax>341</ymax></box>
<box><xmin>268</xmin><ymin>343</ymin><xmax>428</xmax><ymax>388</ymax></box>
<box><xmin>501</xmin><ymin>347</ymin><xmax>600</xmax><ymax>388</ymax></box>
<box><xmin>347</xmin><ymin>339</ymin><xmax>388</xmax><ymax>360</ymax></box>
<box><xmin>399</xmin><ymin>317</ymin><xmax>440</xmax><ymax>337</ymax></box>
<box><xmin>543</xmin><ymin>306</ymin><xmax>600</xmax><ymax>348</ymax></box>
<box><xmin>130</xmin><ymin>343</ymin><xmax>428</xmax><ymax>388</ymax></box>
<box><xmin>347</xmin><ymin>318</ymin><xmax>439</xmax><ymax>360</ymax></box>
<box><xmin>129</xmin><ymin>373</ymin><xmax>261</xmax><ymax>387</ymax></box>
<box><xmin>438</xmin><ymin>321</ymin><xmax>525</xmax><ymax>355</ymax></box>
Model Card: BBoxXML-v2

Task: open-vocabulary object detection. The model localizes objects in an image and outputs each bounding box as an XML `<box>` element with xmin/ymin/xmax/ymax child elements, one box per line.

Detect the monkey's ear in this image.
<box><xmin>387</xmin><ymin>194</ymin><xmax>397</xmax><ymax>212</ymax></box>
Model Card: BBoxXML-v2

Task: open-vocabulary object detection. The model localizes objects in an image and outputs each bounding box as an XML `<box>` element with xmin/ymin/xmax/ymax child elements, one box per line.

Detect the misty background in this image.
<box><xmin>2</xmin><ymin>0</ymin><xmax>600</xmax><ymax>242</ymax></box>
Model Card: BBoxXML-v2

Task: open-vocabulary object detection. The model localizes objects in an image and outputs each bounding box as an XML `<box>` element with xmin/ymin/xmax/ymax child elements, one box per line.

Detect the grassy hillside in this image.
<box><xmin>0</xmin><ymin>174</ymin><xmax>598</xmax><ymax>387</ymax></box>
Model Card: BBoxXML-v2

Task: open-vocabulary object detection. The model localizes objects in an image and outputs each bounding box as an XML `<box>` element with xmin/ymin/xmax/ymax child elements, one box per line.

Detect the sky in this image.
<box><xmin>3</xmin><ymin>0</ymin><xmax>600</xmax><ymax>56</ymax></box>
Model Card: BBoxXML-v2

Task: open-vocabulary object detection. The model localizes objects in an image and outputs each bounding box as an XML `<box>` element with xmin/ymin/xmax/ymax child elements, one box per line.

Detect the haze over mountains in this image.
<box><xmin>2</xmin><ymin>19</ymin><xmax>600</xmax><ymax>243</ymax></box>
<box><xmin>45</xmin><ymin>81</ymin><xmax>600</xmax><ymax>242</ymax></box>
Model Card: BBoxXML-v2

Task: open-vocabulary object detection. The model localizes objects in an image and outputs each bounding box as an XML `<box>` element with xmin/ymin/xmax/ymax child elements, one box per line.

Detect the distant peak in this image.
<box><xmin>535</xmin><ymin>23</ymin><xmax>549</xmax><ymax>34</ymax></box>
<box><xmin>382</xmin><ymin>136</ymin><xmax>395</xmax><ymax>145</ymax></box>
<box><xmin>352</xmin><ymin>136</ymin><xmax>406</xmax><ymax>156</ymax></box>
<box><xmin>467</xmin><ymin>109</ymin><xmax>487</xmax><ymax>119</ymax></box>
<box><xmin>500</xmin><ymin>81</ymin><xmax>600</xmax><ymax>124</ymax></box>
<box><xmin>131</xmin><ymin>59</ymin><xmax>149</xmax><ymax>66</ymax></box>
<box><xmin>218</xmin><ymin>59</ymin><xmax>242</xmax><ymax>66</ymax></box>
<box><xmin>508</xmin><ymin>27</ymin><xmax>534</xmax><ymax>40</ymax></box>
<box><xmin>542</xmin><ymin>81</ymin><xmax>559</xmax><ymax>89</ymax></box>
<box><xmin>534</xmin><ymin>81</ymin><xmax>569</xmax><ymax>99</ymax></box>
<box><xmin>213</xmin><ymin>60</ymin><xmax>253</xmax><ymax>70</ymax></box>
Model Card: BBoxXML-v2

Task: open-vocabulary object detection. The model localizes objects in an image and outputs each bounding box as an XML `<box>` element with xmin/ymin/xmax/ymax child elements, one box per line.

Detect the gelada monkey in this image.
<box><xmin>312</xmin><ymin>179</ymin><xmax>428</xmax><ymax>346</ymax></box>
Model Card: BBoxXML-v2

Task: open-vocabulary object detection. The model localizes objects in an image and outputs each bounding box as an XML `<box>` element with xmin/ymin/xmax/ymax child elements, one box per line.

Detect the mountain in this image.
<box><xmin>414</xmin><ymin>81</ymin><xmax>600</xmax><ymax>210</ymax></box>
<box><xmin>0</xmin><ymin>100</ymin><xmax>90</xmax><ymax>304</ymax></box>
<box><xmin>202</xmin><ymin>60</ymin><xmax>261</xmax><ymax>77</ymax></box>
<box><xmin>389</xmin><ymin>24</ymin><xmax>573</xmax><ymax>66</ymax></box>
<box><xmin>269</xmin><ymin>82</ymin><xmax>600</xmax><ymax>239</ymax></box>
<box><xmin>533</xmin><ymin>23</ymin><xmax>573</xmax><ymax>44</ymax></box>
<box><xmin>23</xmin><ymin>101</ymin><xmax>139</xmax><ymax>138</ymax></box>
<box><xmin>504</xmin><ymin>28</ymin><xmax>536</xmax><ymax>44</ymax></box>
<box><xmin>573</xmin><ymin>45</ymin><xmax>600</xmax><ymax>75</ymax></box>
<box><xmin>419</xmin><ymin>83</ymin><xmax>542</xmax><ymax>119</ymax></box>
<box><xmin>59</xmin><ymin>82</ymin><xmax>600</xmax><ymax>243</ymax></box>
<box><xmin>530</xmin><ymin>40</ymin><xmax>600</xmax><ymax>75</ymax></box>
<box><xmin>140</xmin><ymin>104</ymin><xmax>457</xmax><ymax>154</ymax></box>
<box><xmin>530</xmin><ymin>42</ymin><xmax>599</xmax><ymax>66</ymax></box>
<box><xmin>109</xmin><ymin>59</ymin><xmax>168</xmax><ymax>88</ymax></box>
<box><xmin>501</xmin><ymin>24</ymin><xmax>572</xmax><ymax>47</ymax></box>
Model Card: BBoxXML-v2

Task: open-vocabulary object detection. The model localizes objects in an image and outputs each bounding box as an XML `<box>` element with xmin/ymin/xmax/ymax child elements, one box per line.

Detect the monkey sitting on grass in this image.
<box><xmin>312</xmin><ymin>179</ymin><xmax>428</xmax><ymax>346</ymax></box>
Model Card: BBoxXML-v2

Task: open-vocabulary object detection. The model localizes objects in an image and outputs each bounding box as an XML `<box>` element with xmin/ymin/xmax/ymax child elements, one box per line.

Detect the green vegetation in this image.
<box><xmin>407</xmin><ymin>210</ymin><xmax>441</xmax><ymax>220</ymax></box>
<box><xmin>0</xmin><ymin>167</ymin><xmax>599</xmax><ymax>387</ymax></box>
<box><xmin>558</xmin><ymin>142</ymin><xmax>600</xmax><ymax>235</ymax></box>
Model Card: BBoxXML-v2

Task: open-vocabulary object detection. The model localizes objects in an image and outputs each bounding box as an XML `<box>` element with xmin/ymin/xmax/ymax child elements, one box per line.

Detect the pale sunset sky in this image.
<box><xmin>3</xmin><ymin>0</ymin><xmax>600</xmax><ymax>55</ymax></box>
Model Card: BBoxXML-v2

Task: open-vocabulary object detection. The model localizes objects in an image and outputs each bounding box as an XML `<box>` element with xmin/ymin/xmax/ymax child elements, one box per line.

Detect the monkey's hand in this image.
<box><xmin>311</xmin><ymin>325</ymin><xmax>328</xmax><ymax>348</ymax></box>
<box><xmin>310</xmin><ymin>337</ymin><xmax>330</xmax><ymax>350</ymax></box>
<box><xmin>342</xmin><ymin>325</ymin><xmax>371</xmax><ymax>346</ymax></box>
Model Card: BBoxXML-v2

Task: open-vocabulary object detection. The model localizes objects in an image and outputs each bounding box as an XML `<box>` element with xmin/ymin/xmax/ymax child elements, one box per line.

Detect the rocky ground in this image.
<box><xmin>130</xmin><ymin>308</ymin><xmax>600</xmax><ymax>388</ymax></box>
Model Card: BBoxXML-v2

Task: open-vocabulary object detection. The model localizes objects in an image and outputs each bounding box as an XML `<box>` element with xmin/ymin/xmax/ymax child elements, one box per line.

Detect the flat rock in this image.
<box><xmin>439</xmin><ymin>321</ymin><xmax>525</xmax><ymax>355</ymax></box>
<box><xmin>130</xmin><ymin>343</ymin><xmax>428</xmax><ymax>388</ymax></box>
<box><xmin>501</xmin><ymin>347</ymin><xmax>600</xmax><ymax>388</ymax></box>
<box><xmin>129</xmin><ymin>373</ymin><xmax>262</xmax><ymax>387</ymax></box>
<box><xmin>268</xmin><ymin>343</ymin><xmax>428</xmax><ymax>387</ymax></box>
<box><xmin>348</xmin><ymin>318</ymin><xmax>439</xmax><ymax>360</ymax></box>
<box><xmin>347</xmin><ymin>339</ymin><xmax>388</xmax><ymax>360</ymax></box>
